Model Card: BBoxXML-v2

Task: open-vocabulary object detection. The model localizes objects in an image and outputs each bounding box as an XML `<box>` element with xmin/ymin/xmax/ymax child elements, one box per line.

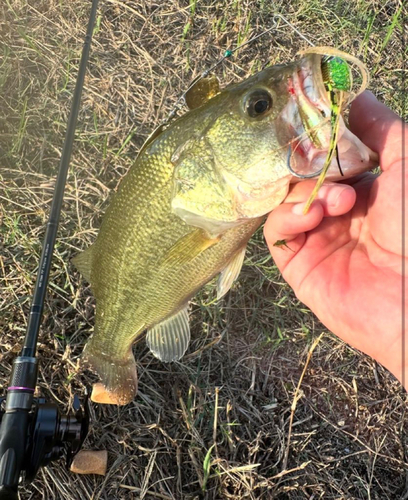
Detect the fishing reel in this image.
<box><xmin>0</xmin><ymin>357</ymin><xmax>89</xmax><ymax>500</ymax></box>
<box><xmin>24</xmin><ymin>394</ymin><xmax>89</xmax><ymax>478</ymax></box>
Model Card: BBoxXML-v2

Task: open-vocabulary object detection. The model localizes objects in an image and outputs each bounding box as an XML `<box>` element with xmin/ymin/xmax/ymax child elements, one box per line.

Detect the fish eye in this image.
<box><xmin>244</xmin><ymin>89</ymin><xmax>273</xmax><ymax>118</ymax></box>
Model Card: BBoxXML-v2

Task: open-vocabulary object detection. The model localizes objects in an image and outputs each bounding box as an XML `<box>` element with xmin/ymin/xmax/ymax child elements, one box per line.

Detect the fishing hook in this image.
<box><xmin>286</xmin><ymin>144</ymin><xmax>324</xmax><ymax>179</ymax></box>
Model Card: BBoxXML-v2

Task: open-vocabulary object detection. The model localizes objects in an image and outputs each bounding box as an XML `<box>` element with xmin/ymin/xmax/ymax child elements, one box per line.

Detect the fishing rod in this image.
<box><xmin>0</xmin><ymin>0</ymin><xmax>99</xmax><ymax>497</ymax></box>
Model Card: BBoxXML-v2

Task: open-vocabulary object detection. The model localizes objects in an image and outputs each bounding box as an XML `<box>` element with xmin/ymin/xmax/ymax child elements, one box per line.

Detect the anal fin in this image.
<box><xmin>72</xmin><ymin>245</ymin><xmax>94</xmax><ymax>283</ymax></box>
<box><xmin>146</xmin><ymin>307</ymin><xmax>190</xmax><ymax>362</ymax></box>
<box><xmin>217</xmin><ymin>246</ymin><xmax>246</xmax><ymax>300</ymax></box>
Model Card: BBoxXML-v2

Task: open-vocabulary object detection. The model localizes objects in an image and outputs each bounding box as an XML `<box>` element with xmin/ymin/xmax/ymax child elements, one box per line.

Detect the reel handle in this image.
<box><xmin>0</xmin><ymin>356</ymin><xmax>38</xmax><ymax>496</ymax></box>
<box><xmin>0</xmin><ymin>410</ymin><xmax>30</xmax><ymax>499</ymax></box>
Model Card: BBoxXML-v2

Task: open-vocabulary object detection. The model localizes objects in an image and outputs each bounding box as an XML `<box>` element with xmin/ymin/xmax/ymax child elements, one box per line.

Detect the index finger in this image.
<box><xmin>349</xmin><ymin>90</ymin><xmax>407</xmax><ymax>171</ymax></box>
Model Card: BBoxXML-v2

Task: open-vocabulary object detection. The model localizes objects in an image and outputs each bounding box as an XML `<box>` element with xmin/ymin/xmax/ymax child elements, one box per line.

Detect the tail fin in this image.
<box><xmin>82</xmin><ymin>342</ymin><xmax>138</xmax><ymax>405</ymax></box>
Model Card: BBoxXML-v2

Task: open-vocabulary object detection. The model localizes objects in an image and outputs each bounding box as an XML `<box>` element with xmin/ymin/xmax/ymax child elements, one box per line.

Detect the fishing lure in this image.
<box><xmin>300</xmin><ymin>47</ymin><xmax>369</xmax><ymax>213</ymax></box>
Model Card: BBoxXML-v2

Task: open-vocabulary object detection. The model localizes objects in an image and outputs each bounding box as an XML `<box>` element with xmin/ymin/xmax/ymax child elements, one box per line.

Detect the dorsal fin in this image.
<box><xmin>185</xmin><ymin>75</ymin><xmax>220</xmax><ymax>110</ymax></box>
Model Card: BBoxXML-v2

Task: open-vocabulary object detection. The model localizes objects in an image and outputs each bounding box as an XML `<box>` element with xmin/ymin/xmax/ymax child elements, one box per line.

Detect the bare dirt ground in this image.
<box><xmin>0</xmin><ymin>0</ymin><xmax>406</xmax><ymax>498</ymax></box>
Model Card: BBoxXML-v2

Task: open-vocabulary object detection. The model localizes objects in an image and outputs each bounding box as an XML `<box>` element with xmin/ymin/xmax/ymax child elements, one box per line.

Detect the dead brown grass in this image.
<box><xmin>0</xmin><ymin>0</ymin><xmax>406</xmax><ymax>499</ymax></box>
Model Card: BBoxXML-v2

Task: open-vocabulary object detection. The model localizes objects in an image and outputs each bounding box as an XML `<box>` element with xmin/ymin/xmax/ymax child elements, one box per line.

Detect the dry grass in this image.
<box><xmin>0</xmin><ymin>0</ymin><xmax>407</xmax><ymax>499</ymax></box>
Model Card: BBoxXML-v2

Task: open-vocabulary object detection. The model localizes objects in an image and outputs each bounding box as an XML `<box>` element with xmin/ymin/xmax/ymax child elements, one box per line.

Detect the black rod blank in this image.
<box><xmin>22</xmin><ymin>0</ymin><xmax>99</xmax><ymax>357</ymax></box>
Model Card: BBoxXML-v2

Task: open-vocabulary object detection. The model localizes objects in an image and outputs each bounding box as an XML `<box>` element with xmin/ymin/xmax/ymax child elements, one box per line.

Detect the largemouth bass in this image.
<box><xmin>74</xmin><ymin>51</ymin><xmax>377</xmax><ymax>405</ymax></box>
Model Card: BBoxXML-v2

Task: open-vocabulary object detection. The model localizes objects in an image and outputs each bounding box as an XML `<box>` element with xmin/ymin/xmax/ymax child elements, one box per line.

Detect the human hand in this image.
<box><xmin>264</xmin><ymin>90</ymin><xmax>407</xmax><ymax>387</ymax></box>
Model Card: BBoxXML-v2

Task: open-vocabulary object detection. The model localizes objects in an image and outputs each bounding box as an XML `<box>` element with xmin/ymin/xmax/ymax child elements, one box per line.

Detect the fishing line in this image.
<box><xmin>164</xmin><ymin>14</ymin><xmax>315</xmax><ymax>125</ymax></box>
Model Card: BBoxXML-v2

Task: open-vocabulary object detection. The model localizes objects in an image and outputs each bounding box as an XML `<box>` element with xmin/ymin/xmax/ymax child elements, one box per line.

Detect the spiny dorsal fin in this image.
<box><xmin>160</xmin><ymin>229</ymin><xmax>220</xmax><ymax>267</ymax></box>
<box><xmin>146</xmin><ymin>307</ymin><xmax>190</xmax><ymax>362</ymax></box>
<box><xmin>217</xmin><ymin>246</ymin><xmax>246</xmax><ymax>300</ymax></box>
<box><xmin>72</xmin><ymin>245</ymin><xmax>94</xmax><ymax>284</ymax></box>
<box><xmin>136</xmin><ymin>123</ymin><xmax>166</xmax><ymax>159</ymax></box>
<box><xmin>185</xmin><ymin>75</ymin><xmax>220</xmax><ymax>110</ymax></box>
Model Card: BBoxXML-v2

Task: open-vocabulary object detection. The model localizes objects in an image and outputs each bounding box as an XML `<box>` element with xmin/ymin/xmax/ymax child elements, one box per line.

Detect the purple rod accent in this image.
<box><xmin>7</xmin><ymin>386</ymin><xmax>35</xmax><ymax>392</ymax></box>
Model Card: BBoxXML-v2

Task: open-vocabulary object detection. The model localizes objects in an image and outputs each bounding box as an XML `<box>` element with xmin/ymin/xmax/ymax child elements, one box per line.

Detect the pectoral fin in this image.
<box><xmin>217</xmin><ymin>246</ymin><xmax>246</xmax><ymax>300</ymax></box>
<box><xmin>136</xmin><ymin>123</ymin><xmax>166</xmax><ymax>159</ymax></box>
<box><xmin>161</xmin><ymin>229</ymin><xmax>220</xmax><ymax>267</ymax></box>
<box><xmin>146</xmin><ymin>307</ymin><xmax>190</xmax><ymax>362</ymax></box>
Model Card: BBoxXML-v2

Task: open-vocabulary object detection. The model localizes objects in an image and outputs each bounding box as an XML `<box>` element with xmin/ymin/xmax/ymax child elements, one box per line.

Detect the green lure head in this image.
<box><xmin>321</xmin><ymin>56</ymin><xmax>351</xmax><ymax>92</ymax></box>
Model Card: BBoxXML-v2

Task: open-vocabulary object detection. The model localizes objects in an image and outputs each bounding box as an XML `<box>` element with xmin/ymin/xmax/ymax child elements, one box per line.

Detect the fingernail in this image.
<box><xmin>316</xmin><ymin>184</ymin><xmax>351</xmax><ymax>209</ymax></box>
<box><xmin>292</xmin><ymin>201</ymin><xmax>308</xmax><ymax>215</ymax></box>
<box><xmin>325</xmin><ymin>185</ymin><xmax>351</xmax><ymax>209</ymax></box>
<box><xmin>364</xmin><ymin>90</ymin><xmax>378</xmax><ymax>101</ymax></box>
<box><xmin>355</xmin><ymin>89</ymin><xmax>378</xmax><ymax>104</ymax></box>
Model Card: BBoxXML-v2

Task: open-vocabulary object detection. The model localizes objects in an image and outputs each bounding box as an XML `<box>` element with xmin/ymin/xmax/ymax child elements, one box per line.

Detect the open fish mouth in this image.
<box><xmin>298</xmin><ymin>55</ymin><xmax>332</xmax><ymax>114</ymax></box>
<box><xmin>285</xmin><ymin>52</ymin><xmax>378</xmax><ymax>180</ymax></box>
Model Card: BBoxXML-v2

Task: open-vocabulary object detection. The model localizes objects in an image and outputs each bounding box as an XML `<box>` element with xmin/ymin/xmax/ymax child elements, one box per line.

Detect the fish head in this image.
<box><xmin>171</xmin><ymin>53</ymin><xmax>378</xmax><ymax>234</ymax></box>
